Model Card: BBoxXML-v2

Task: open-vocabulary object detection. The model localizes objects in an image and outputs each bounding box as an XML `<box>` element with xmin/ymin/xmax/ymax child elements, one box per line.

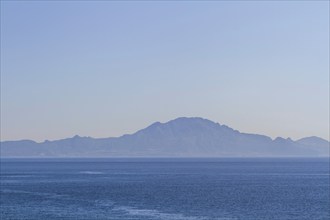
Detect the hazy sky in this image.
<box><xmin>1</xmin><ymin>1</ymin><xmax>329</xmax><ymax>142</ymax></box>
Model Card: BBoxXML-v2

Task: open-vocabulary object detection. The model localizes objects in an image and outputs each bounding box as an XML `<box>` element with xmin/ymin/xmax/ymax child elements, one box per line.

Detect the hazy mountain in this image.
<box><xmin>1</xmin><ymin>117</ymin><xmax>329</xmax><ymax>157</ymax></box>
<box><xmin>296</xmin><ymin>136</ymin><xmax>329</xmax><ymax>155</ymax></box>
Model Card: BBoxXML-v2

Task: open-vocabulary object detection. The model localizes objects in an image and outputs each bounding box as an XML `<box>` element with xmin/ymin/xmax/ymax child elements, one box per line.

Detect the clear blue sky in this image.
<box><xmin>1</xmin><ymin>1</ymin><xmax>329</xmax><ymax>142</ymax></box>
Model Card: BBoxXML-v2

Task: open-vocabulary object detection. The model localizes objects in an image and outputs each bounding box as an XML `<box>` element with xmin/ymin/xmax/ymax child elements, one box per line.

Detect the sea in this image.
<box><xmin>0</xmin><ymin>158</ymin><xmax>329</xmax><ymax>220</ymax></box>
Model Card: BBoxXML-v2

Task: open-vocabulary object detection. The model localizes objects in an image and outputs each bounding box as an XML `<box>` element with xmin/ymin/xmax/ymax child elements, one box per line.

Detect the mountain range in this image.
<box><xmin>1</xmin><ymin>117</ymin><xmax>329</xmax><ymax>157</ymax></box>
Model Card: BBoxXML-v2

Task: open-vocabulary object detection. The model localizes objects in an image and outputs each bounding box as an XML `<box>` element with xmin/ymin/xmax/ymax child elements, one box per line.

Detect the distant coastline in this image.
<box><xmin>1</xmin><ymin>117</ymin><xmax>329</xmax><ymax>158</ymax></box>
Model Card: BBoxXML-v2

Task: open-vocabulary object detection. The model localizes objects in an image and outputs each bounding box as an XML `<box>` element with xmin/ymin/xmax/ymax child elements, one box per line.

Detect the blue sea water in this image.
<box><xmin>0</xmin><ymin>158</ymin><xmax>329</xmax><ymax>220</ymax></box>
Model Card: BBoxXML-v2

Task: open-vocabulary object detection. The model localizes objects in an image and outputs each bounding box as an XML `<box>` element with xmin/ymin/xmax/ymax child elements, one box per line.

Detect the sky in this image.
<box><xmin>1</xmin><ymin>1</ymin><xmax>329</xmax><ymax>142</ymax></box>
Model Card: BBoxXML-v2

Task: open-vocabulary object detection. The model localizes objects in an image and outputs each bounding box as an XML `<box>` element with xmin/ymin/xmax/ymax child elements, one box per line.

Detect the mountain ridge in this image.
<box><xmin>1</xmin><ymin>117</ymin><xmax>329</xmax><ymax>157</ymax></box>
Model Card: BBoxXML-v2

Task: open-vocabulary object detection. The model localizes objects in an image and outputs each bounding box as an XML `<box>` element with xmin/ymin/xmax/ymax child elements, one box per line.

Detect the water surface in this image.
<box><xmin>1</xmin><ymin>158</ymin><xmax>329</xmax><ymax>220</ymax></box>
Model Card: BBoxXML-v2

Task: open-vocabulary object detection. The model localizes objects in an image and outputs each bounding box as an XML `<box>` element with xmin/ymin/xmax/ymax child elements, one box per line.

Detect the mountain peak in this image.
<box><xmin>170</xmin><ymin>117</ymin><xmax>213</xmax><ymax>122</ymax></box>
<box><xmin>296</xmin><ymin>136</ymin><xmax>329</xmax><ymax>147</ymax></box>
<box><xmin>297</xmin><ymin>136</ymin><xmax>328</xmax><ymax>142</ymax></box>
<box><xmin>166</xmin><ymin>117</ymin><xmax>221</xmax><ymax>127</ymax></box>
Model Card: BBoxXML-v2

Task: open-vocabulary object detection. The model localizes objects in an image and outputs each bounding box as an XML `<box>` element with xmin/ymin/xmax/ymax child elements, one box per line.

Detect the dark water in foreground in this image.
<box><xmin>0</xmin><ymin>158</ymin><xmax>329</xmax><ymax>220</ymax></box>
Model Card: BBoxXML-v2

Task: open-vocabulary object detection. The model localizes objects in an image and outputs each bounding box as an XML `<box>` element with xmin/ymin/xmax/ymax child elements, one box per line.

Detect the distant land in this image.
<box><xmin>1</xmin><ymin>117</ymin><xmax>329</xmax><ymax>157</ymax></box>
